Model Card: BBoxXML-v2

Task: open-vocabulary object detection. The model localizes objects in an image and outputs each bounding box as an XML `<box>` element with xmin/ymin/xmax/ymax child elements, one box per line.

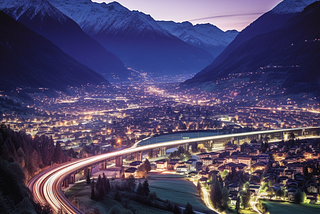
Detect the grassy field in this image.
<box><xmin>147</xmin><ymin>172</ymin><xmax>214</xmax><ymax>213</ymax></box>
<box><xmin>65</xmin><ymin>181</ymin><xmax>172</xmax><ymax>214</ymax></box>
<box><xmin>65</xmin><ymin>171</ymin><xmax>216</xmax><ymax>213</ymax></box>
<box><xmin>262</xmin><ymin>200</ymin><xmax>320</xmax><ymax>214</ymax></box>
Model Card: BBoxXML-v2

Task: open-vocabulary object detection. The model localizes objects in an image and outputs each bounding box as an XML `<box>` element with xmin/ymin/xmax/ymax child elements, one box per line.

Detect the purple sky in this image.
<box><xmin>93</xmin><ymin>0</ymin><xmax>283</xmax><ymax>31</ymax></box>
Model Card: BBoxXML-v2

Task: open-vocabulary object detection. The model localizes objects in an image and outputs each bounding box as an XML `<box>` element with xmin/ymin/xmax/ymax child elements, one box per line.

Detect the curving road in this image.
<box><xmin>28</xmin><ymin>127</ymin><xmax>319</xmax><ymax>213</ymax></box>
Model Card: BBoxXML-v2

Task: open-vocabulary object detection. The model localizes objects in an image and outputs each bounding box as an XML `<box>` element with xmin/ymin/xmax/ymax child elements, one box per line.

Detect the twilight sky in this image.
<box><xmin>93</xmin><ymin>0</ymin><xmax>283</xmax><ymax>31</ymax></box>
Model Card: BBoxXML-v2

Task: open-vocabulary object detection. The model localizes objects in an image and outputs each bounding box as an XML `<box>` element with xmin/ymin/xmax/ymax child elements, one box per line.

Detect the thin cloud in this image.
<box><xmin>189</xmin><ymin>12</ymin><xmax>264</xmax><ymax>21</ymax></box>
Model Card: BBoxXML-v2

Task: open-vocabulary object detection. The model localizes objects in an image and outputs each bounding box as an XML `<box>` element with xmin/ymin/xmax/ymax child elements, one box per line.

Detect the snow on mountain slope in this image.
<box><xmin>157</xmin><ymin>21</ymin><xmax>238</xmax><ymax>57</ymax></box>
<box><xmin>0</xmin><ymin>0</ymin><xmax>130</xmax><ymax>81</ymax></box>
<box><xmin>0</xmin><ymin>0</ymin><xmax>66</xmax><ymax>22</ymax></box>
<box><xmin>158</xmin><ymin>21</ymin><xmax>237</xmax><ymax>47</ymax></box>
<box><xmin>51</xmin><ymin>0</ymin><xmax>171</xmax><ymax>38</ymax></box>
<box><xmin>49</xmin><ymin>0</ymin><xmax>214</xmax><ymax>76</ymax></box>
<box><xmin>271</xmin><ymin>0</ymin><xmax>317</xmax><ymax>14</ymax></box>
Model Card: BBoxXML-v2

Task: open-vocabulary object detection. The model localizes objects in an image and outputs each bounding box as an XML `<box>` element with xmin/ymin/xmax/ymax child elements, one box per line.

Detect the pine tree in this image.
<box><xmin>91</xmin><ymin>180</ymin><xmax>95</xmax><ymax>200</ymax></box>
<box><xmin>126</xmin><ymin>175</ymin><xmax>136</xmax><ymax>192</ymax></box>
<box><xmin>221</xmin><ymin>186</ymin><xmax>230</xmax><ymax>209</ymax></box>
<box><xmin>96</xmin><ymin>175</ymin><xmax>104</xmax><ymax>199</ymax></box>
<box><xmin>210</xmin><ymin>176</ymin><xmax>222</xmax><ymax>209</ymax></box>
<box><xmin>102</xmin><ymin>173</ymin><xmax>110</xmax><ymax>194</ymax></box>
<box><xmin>143</xmin><ymin>179</ymin><xmax>150</xmax><ymax>196</ymax></box>
<box><xmin>183</xmin><ymin>202</ymin><xmax>194</xmax><ymax>214</ymax></box>
<box><xmin>241</xmin><ymin>182</ymin><xmax>251</xmax><ymax>208</ymax></box>
<box><xmin>137</xmin><ymin>182</ymin><xmax>144</xmax><ymax>195</ymax></box>
<box><xmin>173</xmin><ymin>204</ymin><xmax>181</xmax><ymax>214</ymax></box>
<box><xmin>166</xmin><ymin>201</ymin><xmax>173</xmax><ymax>211</ymax></box>
<box><xmin>53</xmin><ymin>142</ymin><xmax>63</xmax><ymax>163</ymax></box>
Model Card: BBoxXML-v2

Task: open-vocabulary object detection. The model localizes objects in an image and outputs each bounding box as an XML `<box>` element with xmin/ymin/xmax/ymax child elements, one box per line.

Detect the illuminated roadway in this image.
<box><xmin>28</xmin><ymin>127</ymin><xmax>319</xmax><ymax>213</ymax></box>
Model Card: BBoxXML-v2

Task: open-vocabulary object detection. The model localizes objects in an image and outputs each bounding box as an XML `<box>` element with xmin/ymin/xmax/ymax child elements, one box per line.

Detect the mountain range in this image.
<box><xmin>0</xmin><ymin>0</ymin><xmax>240</xmax><ymax>83</ymax></box>
<box><xmin>157</xmin><ymin>21</ymin><xmax>238</xmax><ymax>58</ymax></box>
<box><xmin>0</xmin><ymin>0</ymin><xmax>130</xmax><ymax>81</ymax></box>
<box><xmin>192</xmin><ymin>0</ymin><xmax>318</xmax><ymax>78</ymax></box>
<box><xmin>0</xmin><ymin>10</ymin><xmax>106</xmax><ymax>93</ymax></box>
<box><xmin>184</xmin><ymin>0</ymin><xmax>320</xmax><ymax>95</ymax></box>
<box><xmin>49</xmin><ymin>0</ymin><xmax>215</xmax><ymax>76</ymax></box>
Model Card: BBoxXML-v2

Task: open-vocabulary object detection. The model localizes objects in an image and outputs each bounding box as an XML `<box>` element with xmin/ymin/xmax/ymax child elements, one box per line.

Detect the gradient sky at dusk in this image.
<box><xmin>93</xmin><ymin>0</ymin><xmax>283</xmax><ymax>31</ymax></box>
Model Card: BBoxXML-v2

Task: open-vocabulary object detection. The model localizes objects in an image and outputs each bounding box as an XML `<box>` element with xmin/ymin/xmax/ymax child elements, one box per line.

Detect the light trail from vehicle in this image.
<box><xmin>29</xmin><ymin>127</ymin><xmax>320</xmax><ymax>213</ymax></box>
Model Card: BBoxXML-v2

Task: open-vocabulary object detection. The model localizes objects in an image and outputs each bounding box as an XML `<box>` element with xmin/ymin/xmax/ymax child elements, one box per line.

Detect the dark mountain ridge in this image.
<box><xmin>195</xmin><ymin>12</ymin><xmax>297</xmax><ymax>78</ymax></box>
<box><xmin>1</xmin><ymin>0</ymin><xmax>130</xmax><ymax>81</ymax></box>
<box><xmin>0</xmin><ymin>11</ymin><xmax>106</xmax><ymax>93</ymax></box>
<box><xmin>184</xmin><ymin>1</ymin><xmax>320</xmax><ymax>95</ymax></box>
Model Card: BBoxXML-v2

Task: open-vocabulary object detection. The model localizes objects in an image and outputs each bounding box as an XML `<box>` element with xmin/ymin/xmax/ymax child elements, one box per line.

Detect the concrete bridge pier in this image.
<box><xmin>115</xmin><ymin>156</ymin><xmax>123</xmax><ymax>167</ymax></box>
<box><xmin>183</xmin><ymin>143</ymin><xmax>190</xmax><ymax>151</ymax></box>
<box><xmin>148</xmin><ymin>149</ymin><xmax>154</xmax><ymax>159</ymax></box>
<box><xmin>84</xmin><ymin>166</ymin><xmax>92</xmax><ymax>177</ymax></box>
<box><xmin>62</xmin><ymin>179</ymin><xmax>69</xmax><ymax>188</ymax></box>
<box><xmin>99</xmin><ymin>161</ymin><xmax>106</xmax><ymax>170</ymax></box>
<box><xmin>136</xmin><ymin>151</ymin><xmax>142</xmax><ymax>161</ymax></box>
<box><xmin>158</xmin><ymin>147</ymin><xmax>166</xmax><ymax>157</ymax></box>
<box><xmin>68</xmin><ymin>173</ymin><xmax>75</xmax><ymax>184</ymax></box>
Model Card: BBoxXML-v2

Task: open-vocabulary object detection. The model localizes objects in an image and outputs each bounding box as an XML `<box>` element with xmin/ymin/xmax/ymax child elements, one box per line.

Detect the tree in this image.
<box><xmin>53</xmin><ymin>142</ymin><xmax>63</xmax><ymax>163</ymax></box>
<box><xmin>96</xmin><ymin>175</ymin><xmax>104</xmax><ymax>200</ymax></box>
<box><xmin>149</xmin><ymin>191</ymin><xmax>157</xmax><ymax>200</ymax></box>
<box><xmin>235</xmin><ymin>196</ymin><xmax>240</xmax><ymax>213</ymax></box>
<box><xmin>126</xmin><ymin>175</ymin><xmax>136</xmax><ymax>191</ymax></box>
<box><xmin>173</xmin><ymin>204</ymin><xmax>181</xmax><ymax>214</ymax></box>
<box><xmin>241</xmin><ymin>182</ymin><xmax>251</xmax><ymax>208</ymax></box>
<box><xmin>16</xmin><ymin>147</ymin><xmax>25</xmax><ymax>168</ymax></box>
<box><xmin>294</xmin><ymin>188</ymin><xmax>305</xmax><ymax>204</ymax></box>
<box><xmin>90</xmin><ymin>178</ymin><xmax>96</xmax><ymax>199</ymax></box>
<box><xmin>91</xmin><ymin>184</ymin><xmax>95</xmax><ymax>200</ymax></box>
<box><xmin>196</xmin><ymin>180</ymin><xmax>201</xmax><ymax>194</ymax></box>
<box><xmin>102</xmin><ymin>173</ymin><xmax>110</xmax><ymax>194</ymax></box>
<box><xmin>221</xmin><ymin>186</ymin><xmax>230</xmax><ymax>209</ymax></box>
<box><xmin>210</xmin><ymin>176</ymin><xmax>222</xmax><ymax>209</ymax></box>
<box><xmin>67</xmin><ymin>148</ymin><xmax>75</xmax><ymax>158</ymax></box>
<box><xmin>137</xmin><ymin>182</ymin><xmax>144</xmax><ymax>195</ymax></box>
<box><xmin>166</xmin><ymin>201</ymin><xmax>173</xmax><ymax>211</ymax></box>
<box><xmin>25</xmin><ymin>149</ymin><xmax>39</xmax><ymax>176</ymax></box>
<box><xmin>183</xmin><ymin>202</ymin><xmax>194</xmax><ymax>214</ymax></box>
<box><xmin>275</xmin><ymin>188</ymin><xmax>284</xmax><ymax>198</ymax></box>
<box><xmin>143</xmin><ymin>179</ymin><xmax>150</xmax><ymax>196</ymax></box>
<box><xmin>144</xmin><ymin>158</ymin><xmax>151</xmax><ymax>173</ymax></box>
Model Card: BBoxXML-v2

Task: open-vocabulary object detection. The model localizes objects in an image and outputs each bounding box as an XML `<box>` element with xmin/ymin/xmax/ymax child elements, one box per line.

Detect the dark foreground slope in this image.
<box><xmin>184</xmin><ymin>2</ymin><xmax>320</xmax><ymax>95</ymax></box>
<box><xmin>0</xmin><ymin>11</ymin><xmax>107</xmax><ymax>92</ymax></box>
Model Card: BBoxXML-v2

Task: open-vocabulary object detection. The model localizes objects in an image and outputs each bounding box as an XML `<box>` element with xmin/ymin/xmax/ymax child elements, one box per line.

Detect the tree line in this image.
<box><xmin>0</xmin><ymin>123</ymin><xmax>68</xmax><ymax>181</ymax></box>
<box><xmin>0</xmin><ymin>124</ymin><xmax>53</xmax><ymax>213</ymax></box>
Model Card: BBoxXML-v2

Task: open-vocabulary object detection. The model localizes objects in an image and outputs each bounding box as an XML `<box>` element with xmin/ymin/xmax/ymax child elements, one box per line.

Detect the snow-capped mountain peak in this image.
<box><xmin>271</xmin><ymin>0</ymin><xmax>317</xmax><ymax>14</ymax></box>
<box><xmin>0</xmin><ymin>0</ymin><xmax>67</xmax><ymax>22</ymax></box>
<box><xmin>49</xmin><ymin>0</ymin><xmax>170</xmax><ymax>37</ymax></box>
<box><xmin>157</xmin><ymin>20</ymin><xmax>238</xmax><ymax>57</ymax></box>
